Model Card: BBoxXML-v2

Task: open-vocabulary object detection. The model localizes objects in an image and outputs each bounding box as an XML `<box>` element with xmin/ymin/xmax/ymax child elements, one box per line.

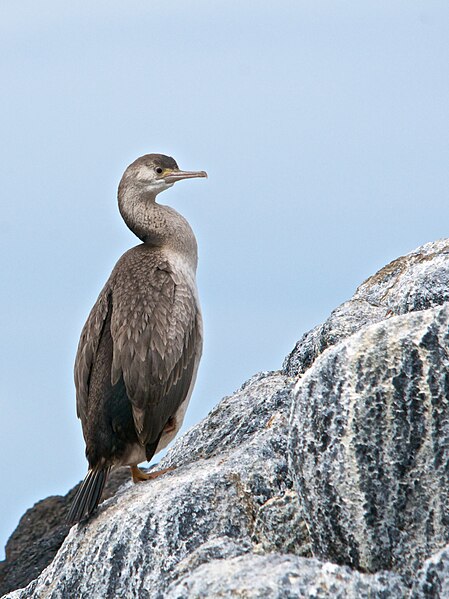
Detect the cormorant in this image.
<box><xmin>67</xmin><ymin>154</ymin><xmax>207</xmax><ymax>524</ymax></box>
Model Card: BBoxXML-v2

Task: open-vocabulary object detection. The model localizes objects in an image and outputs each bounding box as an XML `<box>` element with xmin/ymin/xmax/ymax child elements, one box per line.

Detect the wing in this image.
<box><xmin>110</xmin><ymin>254</ymin><xmax>202</xmax><ymax>446</ymax></box>
<box><xmin>74</xmin><ymin>286</ymin><xmax>112</xmax><ymax>424</ymax></box>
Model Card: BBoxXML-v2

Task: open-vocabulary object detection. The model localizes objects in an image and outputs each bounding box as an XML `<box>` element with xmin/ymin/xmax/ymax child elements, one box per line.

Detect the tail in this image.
<box><xmin>67</xmin><ymin>467</ymin><xmax>110</xmax><ymax>525</ymax></box>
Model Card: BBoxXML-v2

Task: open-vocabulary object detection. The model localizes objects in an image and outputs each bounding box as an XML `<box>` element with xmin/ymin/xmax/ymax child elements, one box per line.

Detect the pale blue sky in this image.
<box><xmin>1</xmin><ymin>1</ymin><xmax>449</xmax><ymax>557</ymax></box>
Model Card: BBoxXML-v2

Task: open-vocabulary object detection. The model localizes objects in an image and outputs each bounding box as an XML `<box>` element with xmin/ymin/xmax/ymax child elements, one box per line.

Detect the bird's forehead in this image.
<box><xmin>134</xmin><ymin>154</ymin><xmax>179</xmax><ymax>170</ymax></box>
<box><xmin>151</xmin><ymin>154</ymin><xmax>178</xmax><ymax>169</ymax></box>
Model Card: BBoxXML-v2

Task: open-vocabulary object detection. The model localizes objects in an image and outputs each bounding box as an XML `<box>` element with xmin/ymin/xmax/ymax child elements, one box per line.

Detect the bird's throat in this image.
<box><xmin>118</xmin><ymin>184</ymin><xmax>159</xmax><ymax>243</ymax></box>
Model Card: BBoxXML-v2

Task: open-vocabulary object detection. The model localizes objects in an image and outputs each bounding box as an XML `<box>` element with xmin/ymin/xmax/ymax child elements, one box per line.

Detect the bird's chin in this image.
<box><xmin>144</xmin><ymin>181</ymin><xmax>173</xmax><ymax>194</ymax></box>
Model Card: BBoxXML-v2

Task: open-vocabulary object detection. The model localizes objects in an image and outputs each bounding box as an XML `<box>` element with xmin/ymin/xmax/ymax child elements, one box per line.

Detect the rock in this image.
<box><xmin>164</xmin><ymin>553</ymin><xmax>406</xmax><ymax>598</ymax></box>
<box><xmin>251</xmin><ymin>489</ymin><xmax>311</xmax><ymax>557</ymax></box>
<box><xmin>0</xmin><ymin>468</ymin><xmax>130</xmax><ymax>597</ymax></box>
<box><xmin>3</xmin><ymin>373</ymin><xmax>309</xmax><ymax>598</ymax></box>
<box><xmin>160</xmin><ymin>372</ymin><xmax>289</xmax><ymax>467</ymax></box>
<box><xmin>411</xmin><ymin>544</ymin><xmax>449</xmax><ymax>598</ymax></box>
<box><xmin>5</xmin><ymin>238</ymin><xmax>449</xmax><ymax>597</ymax></box>
<box><xmin>284</xmin><ymin>239</ymin><xmax>449</xmax><ymax>376</ymax></box>
<box><xmin>289</xmin><ymin>303</ymin><xmax>449</xmax><ymax>579</ymax></box>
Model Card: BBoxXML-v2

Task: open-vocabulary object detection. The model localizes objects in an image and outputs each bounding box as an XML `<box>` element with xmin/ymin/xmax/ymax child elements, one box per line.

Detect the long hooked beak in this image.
<box><xmin>164</xmin><ymin>169</ymin><xmax>208</xmax><ymax>184</ymax></box>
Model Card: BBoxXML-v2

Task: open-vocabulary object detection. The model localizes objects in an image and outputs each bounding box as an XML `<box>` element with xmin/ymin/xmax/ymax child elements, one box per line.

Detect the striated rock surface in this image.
<box><xmin>4</xmin><ymin>238</ymin><xmax>449</xmax><ymax>598</ymax></box>
<box><xmin>290</xmin><ymin>304</ymin><xmax>449</xmax><ymax>579</ymax></box>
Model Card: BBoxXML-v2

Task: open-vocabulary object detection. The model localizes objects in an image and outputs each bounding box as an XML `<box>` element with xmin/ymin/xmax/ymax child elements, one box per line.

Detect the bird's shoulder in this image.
<box><xmin>110</xmin><ymin>244</ymin><xmax>194</xmax><ymax>289</ymax></box>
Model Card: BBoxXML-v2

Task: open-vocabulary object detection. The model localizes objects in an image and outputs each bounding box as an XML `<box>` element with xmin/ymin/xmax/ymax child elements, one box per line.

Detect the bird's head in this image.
<box><xmin>122</xmin><ymin>153</ymin><xmax>207</xmax><ymax>197</ymax></box>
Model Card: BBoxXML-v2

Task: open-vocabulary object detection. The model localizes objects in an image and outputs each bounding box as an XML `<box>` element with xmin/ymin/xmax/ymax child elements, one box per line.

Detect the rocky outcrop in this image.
<box><xmin>0</xmin><ymin>468</ymin><xmax>130</xmax><ymax>596</ymax></box>
<box><xmin>290</xmin><ymin>304</ymin><xmax>449</xmax><ymax>578</ymax></box>
<box><xmin>3</xmin><ymin>239</ymin><xmax>449</xmax><ymax>598</ymax></box>
<box><xmin>3</xmin><ymin>373</ymin><xmax>307</xmax><ymax>598</ymax></box>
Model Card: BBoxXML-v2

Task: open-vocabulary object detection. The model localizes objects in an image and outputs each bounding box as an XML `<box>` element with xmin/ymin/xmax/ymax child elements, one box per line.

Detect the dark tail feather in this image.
<box><xmin>67</xmin><ymin>467</ymin><xmax>110</xmax><ymax>525</ymax></box>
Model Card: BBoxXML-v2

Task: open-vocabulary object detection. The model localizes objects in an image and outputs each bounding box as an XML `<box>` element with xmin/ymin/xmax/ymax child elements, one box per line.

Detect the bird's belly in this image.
<box><xmin>119</xmin><ymin>443</ymin><xmax>147</xmax><ymax>467</ymax></box>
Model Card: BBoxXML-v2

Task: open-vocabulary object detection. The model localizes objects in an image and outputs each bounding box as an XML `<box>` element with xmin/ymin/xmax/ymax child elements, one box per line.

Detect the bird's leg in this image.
<box><xmin>130</xmin><ymin>464</ymin><xmax>176</xmax><ymax>483</ymax></box>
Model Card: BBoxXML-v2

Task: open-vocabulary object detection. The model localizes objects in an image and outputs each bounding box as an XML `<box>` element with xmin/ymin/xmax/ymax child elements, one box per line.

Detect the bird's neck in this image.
<box><xmin>118</xmin><ymin>182</ymin><xmax>198</xmax><ymax>268</ymax></box>
<box><xmin>118</xmin><ymin>182</ymin><xmax>157</xmax><ymax>242</ymax></box>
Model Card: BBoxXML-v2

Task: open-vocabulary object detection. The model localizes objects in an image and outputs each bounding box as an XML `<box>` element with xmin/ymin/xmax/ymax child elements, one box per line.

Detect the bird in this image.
<box><xmin>67</xmin><ymin>154</ymin><xmax>207</xmax><ymax>524</ymax></box>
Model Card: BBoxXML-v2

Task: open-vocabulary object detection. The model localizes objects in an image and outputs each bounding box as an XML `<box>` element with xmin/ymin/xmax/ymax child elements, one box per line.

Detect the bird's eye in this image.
<box><xmin>155</xmin><ymin>167</ymin><xmax>163</xmax><ymax>174</ymax></box>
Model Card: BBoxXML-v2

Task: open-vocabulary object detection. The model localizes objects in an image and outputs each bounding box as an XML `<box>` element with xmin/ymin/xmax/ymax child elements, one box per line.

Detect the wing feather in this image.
<box><xmin>110</xmin><ymin>252</ymin><xmax>202</xmax><ymax>445</ymax></box>
<box><xmin>74</xmin><ymin>287</ymin><xmax>112</xmax><ymax>423</ymax></box>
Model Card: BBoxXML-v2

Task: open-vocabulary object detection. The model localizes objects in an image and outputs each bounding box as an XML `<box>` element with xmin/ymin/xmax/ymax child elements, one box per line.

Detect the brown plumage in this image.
<box><xmin>67</xmin><ymin>154</ymin><xmax>207</xmax><ymax>524</ymax></box>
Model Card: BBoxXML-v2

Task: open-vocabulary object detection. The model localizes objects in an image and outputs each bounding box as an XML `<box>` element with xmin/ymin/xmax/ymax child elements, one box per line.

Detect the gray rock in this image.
<box><xmin>0</xmin><ymin>467</ymin><xmax>130</xmax><ymax>597</ymax></box>
<box><xmin>412</xmin><ymin>544</ymin><xmax>449</xmax><ymax>598</ymax></box>
<box><xmin>6</xmin><ymin>238</ymin><xmax>449</xmax><ymax>598</ymax></box>
<box><xmin>290</xmin><ymin>303</ymin><xmax>449</xmax><ymax>579</ymax></box>
<box><xmin>251</xmin><ymin>489</ymin><xmax>311</xmax><ymax>557</ymax></box>
<box><xmin>164</xmin><ymin>553</ymin><xmax>406</xmax><ymax>598</ymax></box>
<box><xmin>284</xmin><ymin>238</ymin><xmax>449</xmax><ymax>376</ymax></box>
<box><xmin>159</xmin><ymin>371</ymin><xmax>291</xmax><ymax>469</ymax></box>
<box><xmin>4</xmin><ymin>373</ymin><xmax>310</xmax><ymax>598</ymax></box>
